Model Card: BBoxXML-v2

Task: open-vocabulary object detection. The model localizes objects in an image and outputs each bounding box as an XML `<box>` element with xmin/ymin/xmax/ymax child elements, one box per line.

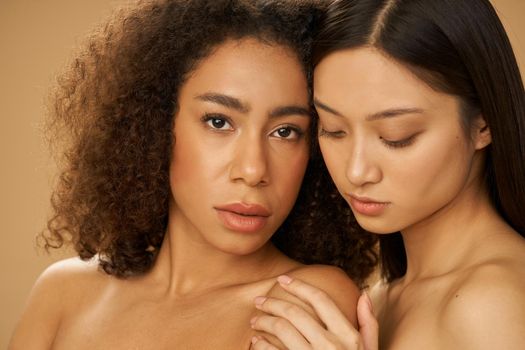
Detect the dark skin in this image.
<box><xmin>9</xmin><ymin>39</ymin><xmax>360</xmax><ymax>350</ymax></box>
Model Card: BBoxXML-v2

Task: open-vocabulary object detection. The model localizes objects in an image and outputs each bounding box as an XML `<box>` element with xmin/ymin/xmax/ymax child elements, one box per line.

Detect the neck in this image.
<box><xmin>145</xmin><ymin>206</ymin><xmax>286</xmax><ymax>297</ymax></box>
<box><xmin>399</xmin><ymin>177</ymin><xmax>505</xmax><ymax>283</ymax></box>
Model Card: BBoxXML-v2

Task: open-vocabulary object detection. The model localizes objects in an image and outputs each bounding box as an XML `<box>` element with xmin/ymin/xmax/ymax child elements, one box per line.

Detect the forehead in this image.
<box><xmin>313</xmin><ymin>48</ymin><xmax>466</xmax><ymax>128</ymax></box>
<box><xmin>313</xmin><ymin>48</ymin><xmax>447</xmax><ymax>112</ymax></box>
<box><xmin>186</xmin><ymin>39</ymin><xmax>303</xmax><ymax>87</ymax></box>
<box><xmin>178</xmin><ymin>38</ymin><xmax>308</xmax><ymax>105</ymax></box>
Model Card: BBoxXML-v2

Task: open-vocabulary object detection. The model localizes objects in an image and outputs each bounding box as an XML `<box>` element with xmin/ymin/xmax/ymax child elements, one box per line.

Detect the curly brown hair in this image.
<box><xmin>42</xmin><ymin>0</ymin><xmax>378</xmax><ymax>286</ymax></box>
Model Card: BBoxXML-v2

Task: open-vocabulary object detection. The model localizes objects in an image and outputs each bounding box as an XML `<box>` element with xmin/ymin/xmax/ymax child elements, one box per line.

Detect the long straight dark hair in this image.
<box><xmin>313</xmin><ymin>0</ymin><xmax>525</xmax><ymax>281</ymax></box>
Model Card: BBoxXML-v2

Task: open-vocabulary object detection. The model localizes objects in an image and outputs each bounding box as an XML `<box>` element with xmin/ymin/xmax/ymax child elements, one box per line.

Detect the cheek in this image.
<box><xmin>170</xmin><ymin>134</ymin><xmax>198</xmax><ymax>186</ymax></box>
<box><xmin>169</xmin><ymin>128</ymin><xmax>224</xmax><ymax>193</ymax></box>
<box><xmin>393</xmin><ymin>132</ymin><xmax>473</xmax><ymax>207</ymax></box>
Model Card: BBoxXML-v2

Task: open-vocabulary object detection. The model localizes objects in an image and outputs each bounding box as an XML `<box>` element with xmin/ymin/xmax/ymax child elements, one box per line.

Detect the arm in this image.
<box><xmin>250</xmin><ymin>266</ymin><xmax>378</xmax><ymax>350</ymax></box>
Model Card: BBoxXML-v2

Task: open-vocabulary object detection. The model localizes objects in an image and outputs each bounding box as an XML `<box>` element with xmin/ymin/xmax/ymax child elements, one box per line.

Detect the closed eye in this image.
<box><xmin>319</xmin><ymin>127</ymin><xmax>346</xmax><ymax>139</ymax></box>
<box><xmin>380</xmin><ymin>134</ymin><xmax>417</xmax><ymax>149</ymax></box>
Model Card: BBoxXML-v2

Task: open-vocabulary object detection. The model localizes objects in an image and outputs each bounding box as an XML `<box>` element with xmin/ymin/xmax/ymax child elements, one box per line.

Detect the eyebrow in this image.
<box><xmin>196</xmin><ymin>92</ymin><xmax>250</xmax><ymax>113</ymax></box>
<box><xmin>367</xmin><ymin>107</ymin><xmax>425</xmax><ymax>121</ymax></box>
<box><xmin>314</xmin><ymin>97</ymin><xmax>424</xmax><ymax>121</ymax></box>
<box><xmin>269</xmin><ymin>106</ymin><xmax>311</xmax><ymax>118</ymax></box>
<box><xmin>197</xmin><ymin>92</ymin><xmax>310</xmax><ymax>118</ymax></box>
<box><xmin>314</xmin><ymin>98</ymin><xmax>343</xmax><ymax>117</ymax></box>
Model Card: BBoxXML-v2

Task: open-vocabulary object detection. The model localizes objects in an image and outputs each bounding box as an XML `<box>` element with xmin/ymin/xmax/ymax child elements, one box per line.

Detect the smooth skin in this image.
<box><xmin>251</xmin><ymin>48</ymin><xmax>525</xmax><ymax>349</ymax></box>
<box><xmin>9</xmin><ymin>39</ymin><xmax>360</xmax><ymax>350</ymax></box>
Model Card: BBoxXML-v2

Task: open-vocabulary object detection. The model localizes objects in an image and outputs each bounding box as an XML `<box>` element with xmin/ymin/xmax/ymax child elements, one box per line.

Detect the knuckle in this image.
<box><xmin>281</xmin><ymin>302</ymin><xmax>299</xmax><ymax>316</ymax></box>
<box><xmin>311</xmin><ymin>288</ymin><xmax>330</xmax><ymax>303</ymax></box>
<box><xmin>273</xmin><ymin>317</ymin><xmax>289</xmax><ymax>332</ymax></box>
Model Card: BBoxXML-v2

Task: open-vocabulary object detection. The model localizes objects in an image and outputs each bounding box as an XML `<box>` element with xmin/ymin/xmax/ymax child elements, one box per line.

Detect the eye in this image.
<box><xmin>201</xmin><ymin>114</ymin><xmax>233</xmax><ymax>131</ymax></box>
<box><xmin>380</xmin><ymin>135</ymin><xmax>417</xmax><ymax>149</ymax></box>
<box><xmin>270</xmin><ymin>125</ymin><xmax>304</xmax><ymax>141</ymax></box>
<box><xmin>319</xmin><ymin>127</ymin><xmax>346</xmax><ymax>139</ymax></box>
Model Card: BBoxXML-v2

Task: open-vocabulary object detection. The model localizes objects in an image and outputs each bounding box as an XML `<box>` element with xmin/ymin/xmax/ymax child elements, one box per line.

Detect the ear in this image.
<box><xmin>472</xmin><ymin>115</ymin><xmax>491</xmax><ymax>150</ymax></box>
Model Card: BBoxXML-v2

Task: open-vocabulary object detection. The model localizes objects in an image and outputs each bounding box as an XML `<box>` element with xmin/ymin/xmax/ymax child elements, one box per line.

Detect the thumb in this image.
<box><xmin>357</xmin><ymin>292</ymin><xmax>379</xmax><ymax>350</ymax></box>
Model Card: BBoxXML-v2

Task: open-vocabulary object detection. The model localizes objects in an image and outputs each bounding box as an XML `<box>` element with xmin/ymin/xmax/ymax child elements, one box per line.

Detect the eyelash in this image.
<box><xmin>380</xmin><ymin>136</ymin><xmax>417</xmax><ymax>149</ymax></box>
<box><xmin>201</xmin><ymin>114</ymin><xmax>304</xmax><ymax>141</ymax></box>
<box><xmin>318</xmin><ymin>128</ymin><xmax>346</xmax><ymax>138</ymax></box>
<box><xmin>319</xmin><ymin>127</ymin><xmax>417</xmax><ymax>149</ymax></box>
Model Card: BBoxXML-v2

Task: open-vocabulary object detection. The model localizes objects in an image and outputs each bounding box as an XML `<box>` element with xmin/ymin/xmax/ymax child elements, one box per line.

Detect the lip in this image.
<box><xmin>346</xmin><ymin>193</ymin><xmax>390</xmax><ymax>217</ymax></box>
<box><xmin>214</xmin><ymin>202</ymin><xmax>271</xmax><ymax>233</ymax></box>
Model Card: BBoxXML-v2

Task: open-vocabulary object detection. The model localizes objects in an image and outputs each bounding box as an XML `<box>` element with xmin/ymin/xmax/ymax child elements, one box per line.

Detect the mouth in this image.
<box><xmin>214</xmin><ymin>202</ymin><xmax>271</xmax><ymax>233</ymax></box>
<box><xmin>346</xmin><ymin>193</ymin><xmax>390</xmax><ymax>217</ymax></box>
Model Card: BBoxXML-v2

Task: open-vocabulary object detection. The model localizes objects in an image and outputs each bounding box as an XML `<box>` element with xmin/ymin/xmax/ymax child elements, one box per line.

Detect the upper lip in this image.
<box><xmin>214</xmin><ymin>202</ymin><xmax>271</xmax><ymax>217</ymax></box>
<box><xmin>346</xmin><ymin>193</ymin><xmax>388</xmax><ymax>204</ymax></box>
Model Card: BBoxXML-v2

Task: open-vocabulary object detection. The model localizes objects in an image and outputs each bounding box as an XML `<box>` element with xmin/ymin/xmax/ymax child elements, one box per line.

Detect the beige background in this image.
<box><xmin>0</xmin><ymin>0</ymin><xmax>523</xmax><ymax>347</ymax></box>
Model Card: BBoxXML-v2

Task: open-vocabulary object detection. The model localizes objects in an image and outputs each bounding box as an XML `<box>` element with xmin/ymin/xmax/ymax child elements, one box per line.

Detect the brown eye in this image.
<box><xmin>270</xmin><ymin>125</ymin><xmax>303</xmax><ymax>141</ymax></box>
<box><xmin>211</xmin><ymin>118</ymin><xmax>226</xmax><ymax>129</ymax></box>
<box><xmin>201</xmin><ymin>114</ymin><xmax>233</xmax><ymax>131</ymax></box>
<box><xmin>277</xmin><ymin>128</ymin><xmax>291</xmax><ymax>137</ymax></box>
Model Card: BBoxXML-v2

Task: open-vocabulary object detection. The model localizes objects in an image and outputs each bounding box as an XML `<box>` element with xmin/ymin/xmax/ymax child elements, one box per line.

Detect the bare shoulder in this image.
<box><xmin>440</xmin><ymin>258</ymin><xmax>525</xmax><ymax>349</ymax></box>
<box><xmin>288</xmin><ymin>264</ymin><xmax>361</xmax><ymax>308</ymax></box>
<box><xmin>267</xmin><ymin>264</ymin><xmax>360</xmax><ymax>325</ymax></box>
<box><xmin>27</xmin><ymin>256</ymin><xmax>106</xmax><ymax>304</ymax></box>
<box><xmin>9</xmin><ymin>257</ymin><xmax>106</xmax><ymax>349</ymax></box>
<box><xmin>38</xmin><ymin>256</ymin><xmax>103</xmax><ymax>284</ymax></box>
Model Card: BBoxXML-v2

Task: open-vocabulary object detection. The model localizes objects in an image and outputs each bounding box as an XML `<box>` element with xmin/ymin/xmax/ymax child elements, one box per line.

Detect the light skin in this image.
<box><xmin>251</xmin><ymin>48</ymin><xmax>525</xmax><ymax>349</ymax></box>
<box><xmin>9</xmin><ymin>38</ymin><xmax>360</xmax><ymax>350</ymax></box>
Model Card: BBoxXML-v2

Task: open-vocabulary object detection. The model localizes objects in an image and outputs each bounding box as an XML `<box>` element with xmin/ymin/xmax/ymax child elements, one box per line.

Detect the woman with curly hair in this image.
<box><xmin>251</xmin><ymin>0</ymin><xmax>525</xmax><ymax>349</ymax></box>
<box><xmin>9</xmin><ymin>0</ymin><xmax>377</xmax><ymax>349</ymax></box>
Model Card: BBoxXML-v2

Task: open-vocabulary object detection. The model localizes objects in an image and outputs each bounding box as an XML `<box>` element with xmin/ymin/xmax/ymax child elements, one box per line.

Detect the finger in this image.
<box><xmin>277</xmin><ymin>275</ymin><xmax>358</xmax><ymax>337</ymax></box>
<box><xmin>357</xmin><ymin>292</ymin><xmax>379</xmax><ymax>350</ymax></box>
<box><xmin>255</xmin><ymin>296</ymin><xmax>332</xmax><ymax>349</ymax></box>
<box><xmin>251</xmin><ymin>315</ymin><xmax>311</xmax><ymax>350</ymax></box>
<box><xmin>251</xmin><ymin>336</ymin><xmax>281</xmax><ymax>350</ymax></box>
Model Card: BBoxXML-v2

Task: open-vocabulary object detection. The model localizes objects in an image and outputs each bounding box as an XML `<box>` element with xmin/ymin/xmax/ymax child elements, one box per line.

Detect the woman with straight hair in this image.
<box><xmin>250</xmin><ymin>0</ymin><xmax>525</xmax><ymax>348</ymax></box>
<box><xmin>9</xmin><ymin>0</ymin><xmax>379</xmax><ymax>348</ymax></box>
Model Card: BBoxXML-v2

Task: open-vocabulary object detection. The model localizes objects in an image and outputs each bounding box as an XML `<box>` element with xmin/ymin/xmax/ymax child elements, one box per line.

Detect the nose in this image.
<box><xmin>229</xmin><ymin>134</ymin><xmax>270</xmax><ymax>187</ymax></box>
<box><xmin>345</xmin><ymin>140</ymin><xmax>382</xmax><ymax>187</ymax></box>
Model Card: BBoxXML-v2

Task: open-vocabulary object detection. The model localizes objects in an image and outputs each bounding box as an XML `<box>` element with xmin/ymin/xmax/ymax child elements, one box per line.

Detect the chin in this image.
<box><xmin>214</xmin><ymin>238</ymin><xmax>270</xmax><ymax>257</ymax></box>
<box><xmin>355</xmin><ymin>217</ymin><xmax>402</xmax><ymax>235</ymax></box>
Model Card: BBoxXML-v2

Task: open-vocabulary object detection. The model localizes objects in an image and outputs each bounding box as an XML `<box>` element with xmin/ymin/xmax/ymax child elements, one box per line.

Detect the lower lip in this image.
<box><xmin>216</xmin><ymin>210</ymin><xmax>268</xmax><ymax>233</ymax></box>
<box><xmin>348</xmin><ymin>197</ymin><xmax>389</xmax><ymax>216</ymax></box>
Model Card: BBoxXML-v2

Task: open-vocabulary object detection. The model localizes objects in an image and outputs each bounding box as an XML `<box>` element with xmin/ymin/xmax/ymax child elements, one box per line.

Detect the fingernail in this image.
<box><xmin>250</xmin><ymin>316</ymin><xmax>258</xmax><ymax>327</ymax></box>
<box><xmin>277</xmin><ymin>275</ymin><xmax>293</xmax><ymax>285</ymax></box>
<box><xmin>251</xmin><ymin>336</ymin><xmax>259</xmax><ymax>344</ymax></box>
<box><xmin>254</xmin><ymin>296</ymin><xmax>267</xmax><ymax>307</ymax></box>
